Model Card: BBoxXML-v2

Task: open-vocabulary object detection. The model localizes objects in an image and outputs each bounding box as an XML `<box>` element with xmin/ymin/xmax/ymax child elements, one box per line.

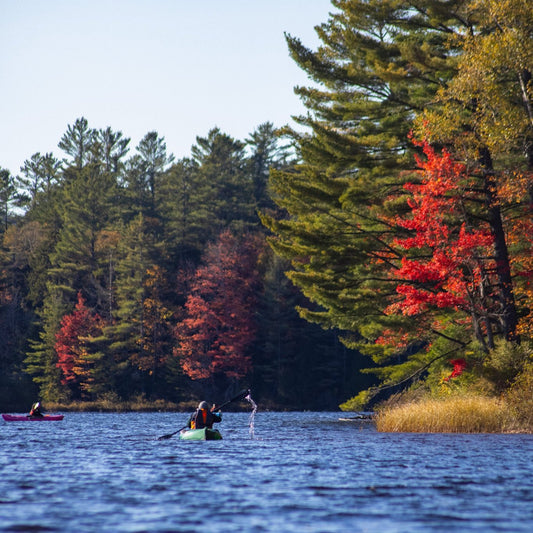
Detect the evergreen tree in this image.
<box><xmin>25</xmin><ymin>120</ymin><xmax>121</xmax><ymax>399</ymax></box>
<box><xmin>18</xmin><ymin>152</ymin><xmax>61</xmax><ymax>212</ymax></box>
<box><xmin>121</xmin><ymin>154</ymin><xmax>147</xmax><ymax>220</ymax></box>
<box><xmin>191</xmin><ymin>128</ymin><xmax>255</xmax><ymax>234</ymax></box>
<box><xmin>246</xmin><ymin>122</ymin><xmax>294</xmax><ymax>211</ymax></box>
<box><xmin>16</xmin><ymin>152</ymin><xmax>63</xmax><ymax>309</ymax></box>
<box><xmin>2</xmin><ymin>221</ymin><xmax>51</xmax><ymax>308</ymax></box>
<box><xmin>137</xmin><ymin>131</ymin><xmax>174</xmax><ymax>218</ymax></box>
<box><xmin>58</xmin><ymin>117</ymin><xmax>96</xmax><ymax>170</ymax></box>
<box><xmin>158</xmin><ymin>157</ymin><xmax>206</xmax><ymax>263</ymax></box>
<box><xmin>253</xmin><ymin>250</ymin><xmax>371</xmax><ymax>409</ymax></box>
<box><xmin>120</xmin><ymin>132</ymin><xmax>173</xmax><ymax>224</ymax></box>
<box><xmin>94</xmin><ymin>229</ymin><xmax>121</xmax><ymax>321</ymax></box>
<box><xmin>265</xmin><ymin>3</ymin><xmax>455</xmax><ymax>341</ymax></box>
<box><xmin>0</xmin><ymin>168</ymin><xmax>17</xmax><ymax>232</ymax></box>
<box><xmin>25</xmin><ymin>290</ymin><xmax>69</xmax><ymax>402</ymax></box>
<box><xmin>103</xmin><ymin>215</ymin><xmax>170</xmax><ymax>398</ymax></box>
<box><xmin>252</xmin><ymin>253</ymin><xmax>300</xmax><ymax>402</ymax></box>
<box><xmin>50</xmin><ymin>163</ymin><xmax>119</xmax><ymax>308</ymax></box>
<box><xmin>261</xmin><ymin>0</ymin><xmax>490</xmax><ymax>402</ymax></box>
<box><xmin>96</xmin><ymin>127</ymin><xmax>130</xmax><ymax>174</ymax></box>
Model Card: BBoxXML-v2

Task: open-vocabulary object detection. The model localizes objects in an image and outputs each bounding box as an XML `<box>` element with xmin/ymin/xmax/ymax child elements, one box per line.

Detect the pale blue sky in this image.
<box><xmin>1</xmin><ymin>0</ymin><xmax>333</xmax><ymax>176</ymax></box>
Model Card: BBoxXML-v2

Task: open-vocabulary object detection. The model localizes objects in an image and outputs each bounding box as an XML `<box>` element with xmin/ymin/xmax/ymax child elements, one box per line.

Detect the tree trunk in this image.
<box><xmin>479</xmin><ymin>147</ymin><xmax>519</xmax><ymax>341</ymax></box>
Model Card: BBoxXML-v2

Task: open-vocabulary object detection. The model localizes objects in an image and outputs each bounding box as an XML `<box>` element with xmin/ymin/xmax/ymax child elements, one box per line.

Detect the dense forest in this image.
<box><xmin>2</xmin><ymin>0</ymin><xmax>532</xmax><ymax>415</ymax></box>
<box><xmin>0</xmin><ymin>118</ymin><xmax>369</xmax><ymax>411</ymax></box>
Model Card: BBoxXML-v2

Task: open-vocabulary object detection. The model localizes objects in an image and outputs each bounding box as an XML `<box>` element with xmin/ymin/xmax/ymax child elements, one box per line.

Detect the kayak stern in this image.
<box><xmin>179</xmin><ymin>428</ymin><xmax>222</xmax><ymax>441</ymax></box>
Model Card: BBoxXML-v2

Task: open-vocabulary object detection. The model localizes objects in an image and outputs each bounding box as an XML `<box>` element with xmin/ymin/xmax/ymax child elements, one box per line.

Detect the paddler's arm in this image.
<box><xmin>211</xmin><ymin>404</ymin><xmax>222</xmax><ymax>422</ymax></box>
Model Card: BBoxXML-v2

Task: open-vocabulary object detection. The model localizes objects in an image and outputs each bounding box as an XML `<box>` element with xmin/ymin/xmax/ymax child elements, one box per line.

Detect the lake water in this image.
<box><xmin>1</xmin><ymin>411</ymin><xmax>533</xmax><ymax>532</ymax></box>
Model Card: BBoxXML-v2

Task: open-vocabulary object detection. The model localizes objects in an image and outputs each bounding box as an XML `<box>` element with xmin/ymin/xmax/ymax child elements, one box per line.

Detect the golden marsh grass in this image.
<box><xmin>375</xmin><ymin>396</ymin><xmax>523</xmax><ymax>433</ymax></box>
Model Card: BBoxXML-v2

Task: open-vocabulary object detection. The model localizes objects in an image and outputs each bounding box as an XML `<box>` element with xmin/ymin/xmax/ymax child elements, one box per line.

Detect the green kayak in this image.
<box><xmin>179</xmin><ymin>428</ymin><xmax>223</xmax><ymax>441</ymax></box>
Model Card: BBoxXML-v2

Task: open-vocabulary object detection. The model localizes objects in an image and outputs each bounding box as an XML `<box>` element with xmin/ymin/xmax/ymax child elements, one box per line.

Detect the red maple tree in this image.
<box><xmin>384</xmin><ymin>138</ymin><xmax>499</xmax><ymax>349</ymax></box>
<box><xmin>55</xmin><ymin>291</ymin><xmax>103</xmax><ymax>398</ymax></box>
<box><xmin>174</xmin><ymin>230</ymin><xmax>261</xmax><ymax>381</ymax></box>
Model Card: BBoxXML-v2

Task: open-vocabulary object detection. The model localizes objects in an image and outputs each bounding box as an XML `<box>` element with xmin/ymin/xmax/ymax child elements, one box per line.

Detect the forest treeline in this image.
<box><xmin>2</xmin><ymin>0</ymin><xmax>533</xmax><ymax>414</ymax></box>
<box><xmin>0</xmin><ymin>119</ymin><xmax>369</xmax><ymax>411</ymax></box>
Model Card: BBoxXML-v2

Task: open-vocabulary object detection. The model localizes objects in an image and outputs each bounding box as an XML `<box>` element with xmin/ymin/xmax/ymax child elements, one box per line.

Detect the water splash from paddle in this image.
<box><xmin>244</xmin><ymin>392</ymin><xmax>257</xmax><ymax>439</ymax></box>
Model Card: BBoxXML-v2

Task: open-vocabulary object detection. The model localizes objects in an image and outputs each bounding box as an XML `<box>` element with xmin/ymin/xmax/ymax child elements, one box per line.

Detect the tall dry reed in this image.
<box><xmin>375</xmin><ymin>396</ymin><xmax>522</xmax><ymax>433</ymax></box>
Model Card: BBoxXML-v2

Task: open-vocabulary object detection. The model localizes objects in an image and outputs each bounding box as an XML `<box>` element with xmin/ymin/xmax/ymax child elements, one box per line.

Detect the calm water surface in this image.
<box><xmin>1</xmin><ymin>411</ymin><xmax>532</xmax><ymax>532</ymax></box>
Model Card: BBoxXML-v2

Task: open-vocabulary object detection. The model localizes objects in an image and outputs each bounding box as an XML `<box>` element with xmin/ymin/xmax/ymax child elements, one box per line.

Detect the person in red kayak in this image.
<box><xmin>29</xmin><ymin>402</ymin><xmax>44</xmax><ymax>417</ymax></box>
<box><xmin>188</xmin><ymin>401</ymin><xmax>221</xmax><ymax>430</ymax></box>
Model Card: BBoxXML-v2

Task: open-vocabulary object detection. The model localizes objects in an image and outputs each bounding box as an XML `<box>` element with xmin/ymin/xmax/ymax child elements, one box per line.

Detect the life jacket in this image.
<box><xmin>190</xmin><ymin>408</ymin><xmax>209</xmax><ymax>429</ymax></box>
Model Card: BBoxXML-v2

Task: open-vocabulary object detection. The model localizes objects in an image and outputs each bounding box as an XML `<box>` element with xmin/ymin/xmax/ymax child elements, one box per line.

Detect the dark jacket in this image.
<box><xmin>189</xmin><ymin>408</ymin><xmax>221</xmax><ymax>429</ymax></box>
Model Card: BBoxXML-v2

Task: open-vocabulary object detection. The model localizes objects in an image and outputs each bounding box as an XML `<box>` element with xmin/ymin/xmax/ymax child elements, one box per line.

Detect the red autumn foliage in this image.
<box><xmin>55</xmin><ymin>291</ymin><xmax>102</xmax><ymax>395</ymax></box>
<box><xmin>386</xmin><ymin>138</ymin><xmax>497</xmax><ymax>320</ymax></box>
<box><xmin>174</xmin><ymin>230</ymin><xmax>261</xmax><ymax>381</ymax></box>
<box><xmin>443</xmin><ymin>358</ymin><xmax>467</xmax><ymax>381</ymax></box>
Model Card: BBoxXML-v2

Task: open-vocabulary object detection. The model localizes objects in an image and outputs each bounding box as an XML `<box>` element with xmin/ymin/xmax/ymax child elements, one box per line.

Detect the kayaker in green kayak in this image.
<box><xmin>188</xmin><ymin>401</ymin><xmax>221</xmax><ymax>430</ymax></box>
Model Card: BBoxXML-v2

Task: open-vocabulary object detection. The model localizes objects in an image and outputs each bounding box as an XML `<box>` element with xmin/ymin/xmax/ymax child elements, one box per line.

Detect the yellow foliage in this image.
<box><xmin>419</xmin><ymin>0</ymin><xmax>533</xmax><ymax>160</ymax></box>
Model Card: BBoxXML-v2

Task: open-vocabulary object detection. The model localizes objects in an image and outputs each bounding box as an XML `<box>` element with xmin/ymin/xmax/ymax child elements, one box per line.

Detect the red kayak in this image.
<box><xmin>2</xmin><ymin>414</ymin><xmax>64</xmax><ymax>421</ymax></box>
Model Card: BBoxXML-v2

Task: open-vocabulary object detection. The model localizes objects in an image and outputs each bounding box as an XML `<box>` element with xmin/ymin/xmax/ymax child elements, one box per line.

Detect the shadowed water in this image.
<box><xmin>1</xmin><ymin>411</ymin><xmax>532</xmax><ymax>532</ymax></box>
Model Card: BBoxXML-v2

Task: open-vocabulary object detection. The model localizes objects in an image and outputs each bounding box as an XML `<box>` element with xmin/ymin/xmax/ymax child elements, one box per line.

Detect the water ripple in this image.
<box><xmin>1</xmin><ymin>412</ymin><xmax>533</xmax><ymax>532</ymax></box>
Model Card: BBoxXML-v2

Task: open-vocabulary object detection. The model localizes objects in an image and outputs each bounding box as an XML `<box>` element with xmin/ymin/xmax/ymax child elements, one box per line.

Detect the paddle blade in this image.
<box><xmin>157</xmin><ymin>425</ymin><xmax>187</xmax><ymax>440</ymax></box>
<box><xmin>215</xmin><ymin>389</ymin><xmax>251</xmax><ymax>411</ymax></box>
<box><xmin>233</xmin><ymin>389</ymin><xmax>251</xmax><ymax>403</ymax></box>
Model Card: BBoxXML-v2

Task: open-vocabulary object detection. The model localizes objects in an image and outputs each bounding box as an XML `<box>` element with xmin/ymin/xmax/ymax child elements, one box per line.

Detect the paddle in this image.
<box><xmin>157</xmin><ymin>425</ymin><xmax>188</xmax><ymax>441</ymax></box>
<box><xmin>157</xmin><ymin>389</ymin><xmax>250</xmax><ymax>440</ymax></box>
<box><xmin>211</xmin><ymin>388</ymin><xmax>250</xmax><ymax>412</ymax></box>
